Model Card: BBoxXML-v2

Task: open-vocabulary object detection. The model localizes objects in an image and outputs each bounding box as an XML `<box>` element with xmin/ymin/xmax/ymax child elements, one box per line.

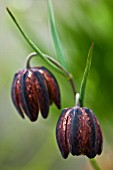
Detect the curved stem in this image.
<box><xmin>44</xmin><ymin>54</ymin><xmax>76</xmax><ymax>97</ymax></box>
<box><xmin>26</xmin><ymin>52</ymin><xmax>37</xmax><ymax>69</ymax></box>
<box><xmin>26</xmin><ymin>52</ymin><xmax>76</xmax><ymax>98</ymax></box>
<box><xmin>6</xmin><ymin>7</ymin><xmax>76</xmax><ymax>99</ymax></box>
<box><xmin>90</xmin><ymin>159</ymin><xmax>101</xmax><ymax>170</ymax></box>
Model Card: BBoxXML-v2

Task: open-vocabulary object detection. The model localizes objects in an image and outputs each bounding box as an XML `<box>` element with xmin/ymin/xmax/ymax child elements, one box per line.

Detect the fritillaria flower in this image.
<box><xmin>56</xmin><ymin>106</ymin><xmax>103</xmax><ymax>159</ymax></box>
<box><xmin>11</xmin><ymin>67</ymin><xmax>61</xmax><ymax>122</ymax></box>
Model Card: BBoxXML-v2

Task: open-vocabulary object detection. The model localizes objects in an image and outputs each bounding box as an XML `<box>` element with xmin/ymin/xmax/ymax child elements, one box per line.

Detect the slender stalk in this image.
<box><xmin>90</xmin><ymin>159</ymin><xmax>101</xmax><ymax>170</ymax></box>
<box><xmin>26</xmin><ymin>52</ymin><xmax>76</xmax><ymax>97</ymax></box>
<box><xmin>79</xmin><ymin>43</ymin><xmax>94</xmax><ymax>107</ymax></box>
<box><xmin>44</xmin><ymin>54</ymin><xmax>76</xmax><ymax>96</ymax></box>
<box><xmin>75</xmin><ymin>93</ymin><xmax>80</xmax><ymax>107</ymax></box>
<box><xmin>6</xmin><ymin>7</ymin><xmax>76</xmax><ymax>98</ymax></box>
<box><xmin>26</xmin><ymin>52</ymin><xmax>37</xmax><ymax>69</ymax></box>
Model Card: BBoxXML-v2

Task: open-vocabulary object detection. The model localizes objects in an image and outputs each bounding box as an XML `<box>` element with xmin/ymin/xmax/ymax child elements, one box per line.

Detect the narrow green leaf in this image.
<box><xmin>79</xmin><ymin>42</ymin><xmax>94</xmax><ymax>107</ymax></box>
<box><xmin>6</xmin><ymin>7</ymin><xmax>65</xmax><ymax>76</ymax></box>
<box><xmin>48</xmin><ymin>0</ymin><xmax>67</xmax><ymax>69</ymax></box>
<box><xmin>6</xmin><ymin>7</ymin><xmax>77</xmax><ymax>99</ymax></box>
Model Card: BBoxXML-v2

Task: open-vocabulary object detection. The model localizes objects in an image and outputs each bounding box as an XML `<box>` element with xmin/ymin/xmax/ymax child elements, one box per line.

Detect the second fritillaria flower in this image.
<box><xmin>11</xmin><ymin>66</ymin><xmax>61</xmax><ymax>121</ymax></box>
<box><xmin>56</xmin><ymin>106</ymin><xmax>103</xmax><ymax>159</ymax></box>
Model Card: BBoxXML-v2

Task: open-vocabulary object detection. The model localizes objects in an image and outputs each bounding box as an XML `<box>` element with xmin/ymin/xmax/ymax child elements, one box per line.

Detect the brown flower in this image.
<box><xmin>56</xmin><ymin>106</ymin><xmax>103</xmax><ymax>159</ymax></box>
<box><xmin>11</xmin><ymin>67</ymin><xmax>61</xmax><ymax>121</ymax></box>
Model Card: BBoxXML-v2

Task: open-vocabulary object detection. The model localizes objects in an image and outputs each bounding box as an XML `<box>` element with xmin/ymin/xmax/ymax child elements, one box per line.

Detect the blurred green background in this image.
<box><xmin>0</xmin><ymin>0</ymin><xmax>113</xmax><ymax>169</ymax></box>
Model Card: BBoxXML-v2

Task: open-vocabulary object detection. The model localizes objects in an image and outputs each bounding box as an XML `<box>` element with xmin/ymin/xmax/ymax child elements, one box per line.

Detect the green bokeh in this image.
<box><xmin>0</xmin><ymin>0</ymin><xmax>113</xmax><ymax>170</ymax></box>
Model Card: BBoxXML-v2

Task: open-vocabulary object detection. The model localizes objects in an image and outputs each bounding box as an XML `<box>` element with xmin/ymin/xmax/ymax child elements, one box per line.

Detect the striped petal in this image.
<box><xmin>80</xmin><ymin>108</ymin><xmax>97</xmax><ymax>158</ymax></box>
<box><xmin>20</xmin><ymin>70</ymin><xmax>39</xmax><ymax>121</ymax></box>
<box><xmin>56</xmin><ymin>108</ymin><xmax>71</xmax><ymax>159</ymax></box>
<box><xmin>67</xmin><ymin>107</ymin><xmax>83</xmax><ymax>156</ymax></box>
<box><xmin>38</xmin><ymin>67</ymin><xmax>61</xmax><ymax>109</ymax></box>
<box><xmin>93</xmin><ymin>113</ymin><xmax>103</xmax><ymax>155</ymax></box>
<box><xmin>32</xmin><ymin>70</ymin><xmax>50</xmax><ymax>118</ymax></box>
<box><xmin>11</xmin><ymin>70</ymin><xmax>25</xmax><ymax>119</ymax></box>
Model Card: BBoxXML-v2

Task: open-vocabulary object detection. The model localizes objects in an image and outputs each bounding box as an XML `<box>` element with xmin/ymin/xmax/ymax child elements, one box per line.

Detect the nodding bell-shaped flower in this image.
<box><xmin>11</xmin><ymin>66</ymin><xmax>61</xmax><ymax>122</ymax></box>
<box><xmin>56</xmin><ymin>106</ymin><xmax>103</xmax><ymax>159</ymax></box>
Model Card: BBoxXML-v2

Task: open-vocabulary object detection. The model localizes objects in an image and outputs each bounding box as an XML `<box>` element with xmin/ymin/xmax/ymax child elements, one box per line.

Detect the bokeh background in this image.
<box><xmin>0</xmin><ymin>0</ymin><xmax>113</xmax><ymax>169</ymax></box>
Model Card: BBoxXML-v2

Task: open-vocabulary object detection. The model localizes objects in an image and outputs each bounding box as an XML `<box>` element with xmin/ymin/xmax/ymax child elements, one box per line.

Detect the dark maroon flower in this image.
<box><xmin>11</xmin><ymin>67</ymin><xmax>61</xmax><ymax>121</ymax></box>
<box><xmin>56</xmin><ymin>106</ymin><xmax>103</xmax><ymax>159</ymax></box>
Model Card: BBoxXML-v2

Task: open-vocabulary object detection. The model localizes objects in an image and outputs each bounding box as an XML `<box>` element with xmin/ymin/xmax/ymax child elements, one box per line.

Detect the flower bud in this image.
<box><xmin>56</xmin><ymin>106</ymin><xmax>103</xmax><ymax>159</ymax></box>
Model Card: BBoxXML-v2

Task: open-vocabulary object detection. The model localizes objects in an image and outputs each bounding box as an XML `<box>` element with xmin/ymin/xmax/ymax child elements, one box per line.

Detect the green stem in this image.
<box><xmin>90</xmin><ymin>159</ymin><xmax>101</xmax><ymax>170</ymax></box>
<box><xmin>44</xmin><ymin>54</ymin><xmax>76</xmax><ymax>96</ymax></box>
<box><xmin>26</xmin><ymin>52</ymin><xmax>76</xmax><ymax>97</ymax></box>
<box><xmin>79</xmin><ymin>43</ymin><xmax>94</xmax><ymax>107</ymax></box>
<box><xmin>6</xmin><ymin>7</ymin><xmax>76</xmax><ymax>98</ymax></box>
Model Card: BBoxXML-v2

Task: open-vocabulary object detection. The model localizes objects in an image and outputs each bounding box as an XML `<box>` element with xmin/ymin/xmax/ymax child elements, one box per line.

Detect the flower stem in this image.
<box><xmin>6</xmin><ymin>7</ymin><xmax>76</xmax><ymax>99</ymax></box>
<box><xmin>90</xmin><ymin>159</ymin><xmax>101</xmax><ymax>170</ymax></box>
<box><xmin>44</xmin><ymin>54</ymin><xmax>76</xmax><ymax>96</ymax></box>
<box><xmin>75</xmin><ymin>93</ymin><xmax>80</xmax><ymax>107</ymax></box>
<box><xmin>26</xmin><ymin>52</ymin><xmax>76</xmax><ymax>98</ymax></box>
<box><xmin>26</xmin><ymin>52</ymin><xmax>37</xmax><ymax>69</ymax></box>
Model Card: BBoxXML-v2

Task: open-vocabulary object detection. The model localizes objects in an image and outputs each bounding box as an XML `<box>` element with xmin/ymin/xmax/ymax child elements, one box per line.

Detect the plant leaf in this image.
<box><xmin>6</xmin><ymin>7</ymin><xmax>65</xmax><ymax>76</ymax></box>
<box><xmin>48</xmin><ymin>0</ymin><xmax>67</xmax><ymax>69</ymax></box>
<box><xmin>79</xmin><ymin>42</ymin><xmax>94</xmax><ymax>107</ymax></box>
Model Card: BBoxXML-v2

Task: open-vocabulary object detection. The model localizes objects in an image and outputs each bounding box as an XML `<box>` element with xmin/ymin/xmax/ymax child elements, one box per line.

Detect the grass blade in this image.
<box><xmin>79</xmin><ymin>42</ymin><xmax>94</xmax><ymax>107</ymax></box>
<box><xmin>48</xmin><ymin>0</ymin><xmax>67</xmax><ymax>69</ymax></box>
<box><xmin>6</xmin><ymin>7</ymin><xmax>65</xmax><ymax>76</ymax></box>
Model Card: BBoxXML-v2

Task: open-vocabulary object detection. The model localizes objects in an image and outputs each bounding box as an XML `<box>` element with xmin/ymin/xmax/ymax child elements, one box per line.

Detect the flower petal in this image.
<box><xmin>93</xmin><ymin>114</ymin><xmax>103</xmax><ymax>155</ymax></box>
<box><xmin>11</xmin><ymin>71</ymin><xmax>25</xmax><ymax>119</ymax></box>
<box><xmin>20</xmin><ymin>70</ymin><xmax>39</xmax><ymax>121</ymax></box>
<box><xmin>82</xmin><ymin>108</ymin><xmax>97</xmax><ymax>158</ymax></box>
<box><xmin>56</xmin><ymin>108</ymin><xmax>71</xmax><ymax>159</ymax></box>
<box><xmin>67</xmin><ymin>107</ymin><xmax>83</xmax><ymax>156</ymax></box>
<box><xmin>33</xmin><ymin>70</ymin><xmax>50</xmax><ymax>118</ymax></box>
<box><xmin>38</xmin><ymin>67</ymin><xmax>61</xmax><ymax>109</ymax></box>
